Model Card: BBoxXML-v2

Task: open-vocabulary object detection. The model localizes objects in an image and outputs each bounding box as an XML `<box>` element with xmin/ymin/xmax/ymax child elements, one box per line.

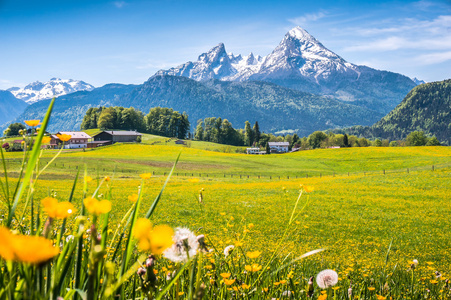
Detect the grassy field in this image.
<box><xmin>2</xmin><ymin>142</ymin><xmax>450</xmax><ymax>179</ymax></box>
<box><xmin>1</xmin><ymin>141</ymin><xmax>450</xmax><ymax>299</ymax></box>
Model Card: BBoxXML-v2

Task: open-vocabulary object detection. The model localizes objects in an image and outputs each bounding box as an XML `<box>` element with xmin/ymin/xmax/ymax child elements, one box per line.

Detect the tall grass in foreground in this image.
<box><xmin>1</xmin><ymin>99</ymin><xmax>450</xmax><ymax>299</ymax></box>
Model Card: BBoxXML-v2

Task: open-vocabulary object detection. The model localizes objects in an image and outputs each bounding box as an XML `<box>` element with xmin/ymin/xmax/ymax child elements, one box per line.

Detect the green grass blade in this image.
<box><xmin>6</xmin><ymin>97</ymin><xmax>55</xmax><ymax>227</ymax></box>
<box><xmin>118</xmin><ymin>186</ymin><xmax>143</xmax><ymax>281</ymax></box>
<box><xmin>0</xmin><ymin>147</ymin><xmax>10</xmax><ymax>208</ymax></box>
<box><xmin>145</xmin><ymin>152</ymin><xmax>181</xmax><ymax>219</ymax></box>
<box><xmin>155</xmin><ymin>262</ymin><xmax>190</xmax><ymax>300</ymax></box>
<box><xmin>57</xmin><ymin>169</ymin><xmax>80</xmax><ymax>246</ymax></box>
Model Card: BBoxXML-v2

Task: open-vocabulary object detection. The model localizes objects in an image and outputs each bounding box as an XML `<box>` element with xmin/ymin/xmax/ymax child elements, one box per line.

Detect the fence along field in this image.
<box><xmin>1</xmin><ymin>100</ymin><xmax>450</xmax><ymax>299</ymax></box>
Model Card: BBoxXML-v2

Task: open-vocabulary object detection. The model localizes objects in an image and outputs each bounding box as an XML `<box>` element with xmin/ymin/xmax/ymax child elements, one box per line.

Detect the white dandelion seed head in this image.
<box><xmin>316</xmin><ymin>269</ymin><xmax>339</xmax><ymax>289</ymax></box>
<box><xmin>224</xmin><ymin>245</ymin><xmax>235</xmax><ymax>257</ymax></box>
<box><xmin>163</xmin><ymin>227</ymin><xmax>198</xmax><ymax>263</ymax></box>
<box><xmin>66</xmin><ymin>235</ymin><xmax>74</xmax><ymax>242</ymax></box>
<box><xmin>413</xmin><ymin>259</ymin><xmax>419</xmax><ymax>265</ymax></box>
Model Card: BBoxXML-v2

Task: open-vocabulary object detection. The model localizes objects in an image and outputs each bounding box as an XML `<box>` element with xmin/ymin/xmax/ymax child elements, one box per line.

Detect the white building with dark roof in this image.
<box><xmin>268</xmin><ymin>142</ymin><xmax>289</xmax><ymax>153</ymax></box>
<box><xmin>50</xmin><ymin>131</ymin><xmax>91</xmax><ymax>149</ymax></box>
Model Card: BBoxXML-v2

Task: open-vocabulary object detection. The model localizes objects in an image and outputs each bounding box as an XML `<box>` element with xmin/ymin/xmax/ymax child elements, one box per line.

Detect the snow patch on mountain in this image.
<box><xmin>8</xmin><ymin>78</ymin><xmax>95</xmax><ymax>104</ymax></box>
<box><xmin>412</xmin><ymin>77</ymin><xmax>426</xmax><ymax>85</ymax></box>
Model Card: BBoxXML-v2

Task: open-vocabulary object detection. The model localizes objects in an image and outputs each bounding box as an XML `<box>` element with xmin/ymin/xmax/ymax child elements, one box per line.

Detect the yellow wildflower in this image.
<box><xmin>0</xmin><ymin>227</ymin><xmax>59</xmax><ymax>264</ymax></box>
<box><xmin>245</xmin><ymin>264</ymin><xmax>262</xmax><ymax>272</ymax></box>
<box><xmin>133</xmin><ymin>218</ymin><xmax>174</xmax><ymax>255</ymax></box>
<box><xmin>56</xmin><ymin>134</ymin><xmax>71</xmax><ymax>142</ymax></box>
<box><xmin>303</xmin><ymin>186</ymin><xmax>314</xmax><ymax>193</ymax></box>
<box><xmin>247</xmin><ymin>223</ymin><xmax>255</xmax><ymax>229</ymax></box>
<box><xmin>188</xmin><ymin>178</ymin><xmax>199</xmax><ymax>183</ymax></box>
<box><xmin>85</xmin><ymin>176</ymin><xmax>93</xmax><ymax>183</ymax></box>
<box><xmin>140</xmin><ymin>173</ymin><xmax>152</xmax><ymax>179</ymax></box>
<box><xmin>220</xmin><ymin>273</ymin><xmax>231</xmax><ymax>279</ymax></box>
<box><xmin>234</xmin><ymin>241</ymin><xmax>243</xmax><ymax>247</ymax></box>
<box><xmin>318</xmin><ymin>295</ymin><xmax>327</xmax><ymax>300</ymax></box>
<box><xmin>41</xmin><ymin>197</ymin><xmax>75</xmax><ymax>219</ymax></box>
<box><xmin>223</xmin><ymin>278</ymin><xmax>235</xmax><ymax>285</ymax></box>
<box><xmin>368</xmin><ymin>287</ymin><xmax>376</xmax><ymax>291</ymax></box>
<box><xmin>376</xmin><ymin>295</ymin><xmax>386</xmax><ymax>300</ymax></box>
<box><xmin>83</xmin><ymin>197</ymin><xmax>112</xmax><ymax>215</ymax></box>
<box><xmin>246</xmin><ymin>251</ymin><xmax>262</xmax><ymax>259</ymax></box>
<box><xmin>128</xmin><ymin>194</ymin><xmax>139</xmax><ymax>202</ymax></box>
<box><xmin>24</xmin><ymin>120</ymin><xmax>40</xmax><ymax>127</ymax></box>
<box><xmin>41</xmin><ymin>136</ymin><xmax>51</xmax><ymax>144</ymax></box>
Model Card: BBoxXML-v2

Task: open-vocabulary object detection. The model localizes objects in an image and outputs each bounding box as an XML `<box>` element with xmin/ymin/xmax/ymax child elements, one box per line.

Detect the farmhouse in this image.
<box><xmin>268</xmin><ymin>142</ymin><xmax>289</xmax><ymax>153</ymax></box>
<box><xmin>50</xmin><ymin>132</ymin><xmax>91</xmax><ymax>149</ymax></box>
<box><xmin>246</xmin><ymin>147</ymin><xmax>266</xmax><ymax>155</ymax></box>
<box><xmin>174</xmin><ymin>139</ymin><xmax>186</xmax><ymax>145</ymax></box>
<box><xmin>92</xmin><ymin>131</ymin><xmax>142</xmax><ymax>143</ymax></box>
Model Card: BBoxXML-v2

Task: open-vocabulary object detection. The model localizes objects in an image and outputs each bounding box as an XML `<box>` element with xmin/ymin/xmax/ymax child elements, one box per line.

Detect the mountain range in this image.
<box><xmin>2</xmin><ymin>26</ymin><xmax>435</xmax><ymax>138</ymax></box>
<box><xmin>157</xmin><ymin>27</ymin><xmax>417</xmax><ymax>114</ymax></box>
<box><xmin>8</xmin><ymin>78</ymin><xmax>94</xmax><ymax>104</ymax></box>
<box><xmin>0</xmin><ymin>91</ymin><xmax>28</xmax><ymax>126</ymax></box>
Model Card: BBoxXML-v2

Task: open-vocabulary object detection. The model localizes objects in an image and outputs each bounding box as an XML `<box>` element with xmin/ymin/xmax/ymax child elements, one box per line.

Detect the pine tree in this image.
<box><xmin>253</xmin><ymin>121</ymin><xmax>261</xmax><ymax>144</ymax></box>
<box><xmin>343</xmin><ymin>133</ymin><xmax>349</xmax><ymax>147</ymax></box>
<box><xmin>195</xmin><ymin>120</ymin><xmax>204</xmax><ymax>140</ymax></box>
<box><xmin>244</xmin><ymin>121</ymin><xmax>253</xmax><ymax>146</ymax></box>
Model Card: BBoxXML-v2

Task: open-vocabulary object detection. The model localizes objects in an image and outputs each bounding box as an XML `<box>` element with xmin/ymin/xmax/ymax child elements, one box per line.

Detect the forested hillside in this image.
<box><xmin>343</xmin><ymin>79</ymin><xmax>451</xmax><ymax>144</ymax></box>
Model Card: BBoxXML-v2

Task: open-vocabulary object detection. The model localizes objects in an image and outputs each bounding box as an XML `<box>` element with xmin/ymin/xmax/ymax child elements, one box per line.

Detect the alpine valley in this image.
<box><xmin>5</xmin><ymin>27</ymin><xmax>422</xmax><ymax>135</ymax></box>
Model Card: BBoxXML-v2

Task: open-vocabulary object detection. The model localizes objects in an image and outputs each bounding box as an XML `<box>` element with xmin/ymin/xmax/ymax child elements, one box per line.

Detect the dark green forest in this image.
<box><xmin>81</xmin><ymin>106</ymin><xmax>190</xmax><ymax>139</ymax></box>
<box><xmin>341</xmin><ymin>79</ymin><xmax>451</xmax><ymax>145</ymax></box>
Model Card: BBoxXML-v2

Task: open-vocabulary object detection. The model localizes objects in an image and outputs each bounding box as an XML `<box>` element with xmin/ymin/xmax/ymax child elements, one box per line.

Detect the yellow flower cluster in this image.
<box><xmin>56</xmin><ymin>134</ymin><xmax>71</xmax><ymax>142</ymax></box>
<box><xmin>83</xmin><ymin>197</ymin><xmax>112</xmax><ymax>215</ymax></box>
<box><xmin>246</xmin><ymin>251</ymin><xmax>262</xmax><ymax>259</ymax></box>
<box><xmin>133</xmin><ymin>218</ymin><xmax>174</xmax><ymax>255</ymax></box>
<box><xmin>24</xmin><ymin>120</ymin><xmax>40</xmax><ymax>127</ymax></box>
<box><xmin>41</xmin><ymin>197</ymin><xmax>75</xmax><ymax>219</ymax></box>
<box><xmin>0</xmin><ymin>227</ymin><xmax>59</xmax><ymax>264</ymax></box>
<box><xmin>245</xmin><ymin>264</ymin><xmax>262</xmax><ymax>272</ymax></box>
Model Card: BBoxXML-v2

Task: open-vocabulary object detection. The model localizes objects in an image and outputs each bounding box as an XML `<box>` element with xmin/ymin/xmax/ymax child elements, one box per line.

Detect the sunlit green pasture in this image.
<box><xmin>2</xmin><ymin>142</ymin><xmax>451</xmax><ymax>299</ymax></box>
<box><xmin>8</xmin><ymin>145</ymin><xmax>450</xmax><ymax>271</ymax></box>
<box><xmin>2</xmin><ymin>144</ymin><xmax>450</xmax><ymax>180</ymax></box>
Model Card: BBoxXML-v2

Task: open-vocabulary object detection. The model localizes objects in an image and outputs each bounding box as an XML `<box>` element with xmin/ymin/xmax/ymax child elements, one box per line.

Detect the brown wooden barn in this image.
<box><xmin>92</xmin><ymin>131</ymin><xmax>142</xmax><ymax>143</ymax></box>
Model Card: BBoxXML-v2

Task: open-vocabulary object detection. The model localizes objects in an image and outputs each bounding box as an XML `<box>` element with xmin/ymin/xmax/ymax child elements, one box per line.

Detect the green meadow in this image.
<box><xmin>1</xmin><ymin>135</ymin><xmax>450</xmax><ymax>299</ymax></box>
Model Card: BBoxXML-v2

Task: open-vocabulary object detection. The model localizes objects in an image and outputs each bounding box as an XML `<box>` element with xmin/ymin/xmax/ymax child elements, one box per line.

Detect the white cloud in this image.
<box><xmin>415</xmin><ymin>51</ymin><xmax>451</xmax><ymax>64</ymax></box>
<box><xmin>113</xmin><ymin>1</ymin><xmax>127</xmax><ymax>8</ymax></box>
<box><xmin>0</xmin><ymin>79</ymin><xmax>23</xmax><ymax>90</ymax></box>
<box><xmin>288</xmin><ymin>11</ymin><xmax>327</xmax><ymax>26</ymax></box>
<box><xmin>342</xmin><ymin>14</ymin><xmax>451</xmax><ymax>55</ymax></box>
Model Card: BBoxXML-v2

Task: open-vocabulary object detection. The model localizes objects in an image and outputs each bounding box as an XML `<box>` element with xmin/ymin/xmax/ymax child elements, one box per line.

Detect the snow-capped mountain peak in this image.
<box><xmin>412</xmin><ymin>77</ymin><xmax>426</xmax><ymax>85</ymax></box>
<box><xmin>8</xmin><ymin>78</ymin><xmax>95</xmax><ymax>104</ymax></box>
<box><xmin>155</xmin><ymin>26</ymin><xmax>360</xmax><ymax>83</ymax></box>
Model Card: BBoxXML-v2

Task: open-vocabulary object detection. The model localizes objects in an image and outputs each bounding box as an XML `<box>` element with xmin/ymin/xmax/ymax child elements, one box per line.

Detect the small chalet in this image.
<box><xmin>50</xmin><ymin>132</ymin><xmax>91</xmax><ymax>149</ymax></box>
<box><xmin>268</xmin><ymin>142</ymin><xmax>289</xmax><ymax>153</ymax></box>
<box><xmin>174</xmin><ymin>139</ymin><xmax>186</xmax><ymax>145</ymax></box>
<box><xmin>92</xmin><ymin>131</ymin><xmax>142</xmax><ymax>143</ymax></box>
<box><xmin>246</xmin><ymin>147</ymin><xmax>265</xmax><ymax>155</ymax></box>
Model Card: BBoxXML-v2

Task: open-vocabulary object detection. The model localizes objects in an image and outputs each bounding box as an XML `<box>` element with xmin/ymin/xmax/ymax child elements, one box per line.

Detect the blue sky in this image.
<box><xmin>0</xmin><ymin>0</ymin><xmax>450</xmax><ymax>89</ymax></box>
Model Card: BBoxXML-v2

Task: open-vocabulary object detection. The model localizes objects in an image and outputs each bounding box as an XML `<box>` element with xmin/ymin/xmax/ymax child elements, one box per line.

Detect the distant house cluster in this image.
<box><xmin>45</xmin><ymin>130</ymin><xmax>142</xmax><ymax>149</ymax></box>
<box><xmin>246</xmin><ymin>142</ymin><xmax>290</xmax><ymax>155</ymax></box>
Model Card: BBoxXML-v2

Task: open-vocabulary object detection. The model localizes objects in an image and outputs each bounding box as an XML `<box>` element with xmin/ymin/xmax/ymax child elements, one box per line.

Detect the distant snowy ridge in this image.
<box><xmin>155</xmin><ymin>26</ymin><xmax>417</xmax><ymax>114</ymax></box>
<box><xmin>8</xmin><ymin>78</ymin><xmax>94</xmax><ymax>104</ymax></box>
<box><xmin>156</xmin><ymin>27</ymin><xmax>361</xmax><ymax>83</ymax></box>
<box><xmin>411</xmin><ymin>77</ymin><xmax>426</xmax><ymax>85</ymax></box>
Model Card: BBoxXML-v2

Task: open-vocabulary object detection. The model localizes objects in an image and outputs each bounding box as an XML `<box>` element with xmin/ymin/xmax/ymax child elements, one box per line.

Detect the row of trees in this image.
<box><xmin>81</xmin><ymin>106</ymin><xmax>190</xmax><ymax>139</ymax></box>
<box><xmin>194</xmin><ymin>119</ymin><xmax>264</xmax><ymax>146</ymax></box>
<box><xmin>193</xmin><ymin>116</ymin><xmax>442</xmax><ymax>150</ymax></box>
